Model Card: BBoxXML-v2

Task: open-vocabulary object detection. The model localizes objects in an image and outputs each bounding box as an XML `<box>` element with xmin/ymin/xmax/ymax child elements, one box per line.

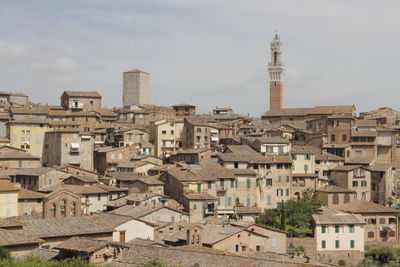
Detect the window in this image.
<box><xmin>197</xmin><ymin>184</ymin><xmax>201</xmax><ymax>193</ymax></box>
<box><xmin>361</xmin><ymin>181</ymin><xmax>367</xmax><ymax>187</ymax></box>
<box><xmin>379</xmin><ymin>218</ymin><xmax>386</xmax><ymax>224</ymax></box>
<box><xmin>21</xmin><ymin>137</ymin><xmax>25</xmax><ymax>142</ymax></box>
<box><xmin>368</xmin><ymin>231</ymin><xmax>374</xmax><ymax>238</ymax></box>
<box><xmin>278</xmin><ymin>146</ymin><xmax>284</xmax><ymax>154</ymax></box>
<box><xmin>246</xmin><ymin>179</ymin><xmax>251</xmax><ymax>188</ymax></box>
<box><xmin>292</xmin><ymin>154</ymin><xmax>297</xmax><ymax>160</ymax></box>
<box><xmin>118</xmin><ymin>153</ymin><xmax>122</xmax><ymax>160</ymax></box>
<box><xmin>350</xmin><ymin>240</ymin><xmax>355</xmax><ymax>249</ymax></box>
<box><xmin>304</xmin><ymin>165</ymin><xmax>309</xmax><ymax>172</ymax></box>
<box><xmin>208</xmin><ymin>181</ymin><xmax>212</xmax><ymax>189</ymax></box>
<box><xmin>305</xmin><ymin>154</ymin><xmax>311</xmax><ymax>160</ymax></box>
<box><xmin>332</xmin><ymin>119</ymin><xmax>339</xmax><ymax>127</ymax></box>
<box><xmin>196</xmin><ymin>128</ymin><xmax>201</xmax><ymax>133</ymax></box>
<box><xmin>193</xmin><ymin>204</ymin><xmax>197</xmax><ymax>209</ymax></box>
<box><xmin>266</xmin><ymin>179</ymin><xmax>272</xmax><ymax>186</ymax></box>
<box><xmin>231</xmin><ymin>180</ymin><xmax>235</xmax><ymax>188</ymax></box>
<box><xmin>217</xmin><ymin>198</ymin><xmax>220</xmax><ymax>206</ymax></box>
<box><xmin>349</xmin><ymin>225</ymin><xmax>355</xmax><ymax>233</ymax></box>
<box><xmin>18</xmin><ymin>160</ymin><xmax>22</xmax><ymax>167</ymax></box>
<box><xmin>267</xmin><ymin>195</ymin><xmax>271</xmax><ymax>205</ymax></box>
<box><xmin>286</xmin><ymin>189</ymin><xmax>289</xmax><ymax>196</ymax></box>
<box><xmin>234</xmin><ymin>162</ymin><xmax>239</xmax><ymax>168</ymax></box>
<box><xmin>162</xmin><ymin>130</ymin><xmax>166</xmax><ymax>134</ymax></box>
<box><xmin>333</xmin><ymin>194</ymin><xmax>339</xmax><ymax>204</ymax></box>
<box><xmin>278</xmin><ymin>176</ymin><xmax>282</xmax><ymax>183</ymax></box>
<box><xmin>220</xmin><ymin>179</ymin><xmax>225</xmax><ymax>189</ymax></box>
<box><xmin>171</xmin><ymin>130</ymin><xmax>174</xmax><ymax>134</ymax></box>
<box><xmin>321</xmin><ymin>226</ymin><xmax>326</xmax><ymax>233</ymax></box>
<box><xmin>286</xmin><ymin>176</ymin><xmax>289</xmax><ymax>182</ymax></box>
<box><xmin>227</xmin><ymin>197</ymin><xmax>232</xmax><ymax>206</ymax></box>
<box><xmin>21</xmin><ymin>130</ymin><xmax>25</xmax><ymax>134</ymax></box>
<box><xmin>246</xmin><ymin>198</ymin><xmax>250</xmax><ymax>206</ymax></box>
<box><xmin>342</xmin><ymin>134</ymin><xmax>347</xmax><ymax>141</ymax></box>
<box><xmin>331</xmin><ymin>134</ymin><xmax>336</xmax><ymax>142</ymax></box>
<box><xmin>322</xmin><ymin>240</ymin><xmax>326</xmax><ymax>249</ymax></box>
<box><xmin>97</xmin><ymin>194</ymin><xmax>101</xmax><ymax>201</ymax></box>
<box><xmin>335</xmin><ymin>240</ymin><xmax>340</xmax><ymax>249</ymax></box>
<box><xmin>352</xmin><ymin>181</ymin><xmax>358</xmax><ymax>187</ymax></box>
<box><xmin>253</xmin><ymin>164</ymin><xmax>258</xmax><ymax>169</ymax></box>
<box><xmin>335</xmin><ymin>225</ymin><xmax>340</xmax><ymax>233</ymax></box>
<box><xmin>362</xmin><ymin>192</ymin><xmax>366</xmax><ymax>200</ymax></box>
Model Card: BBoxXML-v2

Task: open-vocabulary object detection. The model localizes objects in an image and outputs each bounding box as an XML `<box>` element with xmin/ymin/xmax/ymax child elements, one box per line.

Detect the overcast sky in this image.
<box><xmin>1</xmin><ymin>0</ymin><xmax>400</xmax><ymax>116</ymax></box>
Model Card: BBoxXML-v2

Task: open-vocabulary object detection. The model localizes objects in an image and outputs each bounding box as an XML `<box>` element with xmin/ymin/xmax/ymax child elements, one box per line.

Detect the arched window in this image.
<box><xmin>332</xmin><ymin>194</ymin><xmax>339</xmax><ymax>205</ymax></box>
<box><xmin>70</xmin><ymin>202</ymin><xmax>77</xmax><ymax>216</ymax></box>
<box><xmin>50</xmin><ymin>203</ymin><xmax>57</xmax><ymax>218</ymax></box>
<box><xmin>362</xmin><ymin>192</ymin><xmax>367</xmax><ymax>200</ymax></box>
<box><xmin>354</xmin><ymin>193</ymin><xmax>357</xmax><ymax>200</ymax></box>
<box><xmin>367</xmin><ymin>231</ymin><xmax>374</xmax><ymax>238</ymax></box>
<box><xmin>60</xmin><ymin>200</ymin><xmax>66</xmax><ymax>217</ymax></box>
<box><xmin>344</xmin><ymin>194</ymin><xmax>350</xmax><ymax>203</ymax></box>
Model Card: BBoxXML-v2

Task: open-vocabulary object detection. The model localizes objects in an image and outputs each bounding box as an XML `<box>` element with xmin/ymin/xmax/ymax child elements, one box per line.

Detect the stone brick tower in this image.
<box><xmin>268</xmin><ymin>33</ymin><xmax>285</xmax><ymax>110</ymax></box>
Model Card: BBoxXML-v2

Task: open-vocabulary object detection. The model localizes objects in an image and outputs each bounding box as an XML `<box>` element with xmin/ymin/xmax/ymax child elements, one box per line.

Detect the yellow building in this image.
<box><xmin>7</xmin><ymin>117</ymin><xmax>49</xmax><ymax>158</ymax></box>
<box><xmin>0</xmin><ymin>180</ymin><xmax>19</xmax><ymax>218</ymax></box>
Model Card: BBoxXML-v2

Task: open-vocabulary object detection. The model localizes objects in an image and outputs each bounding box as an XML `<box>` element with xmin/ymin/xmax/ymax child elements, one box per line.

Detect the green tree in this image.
<box><xmin>0</xmin><ymin>247</ymin><xmax>10</xmax><ymax>260</ymax></box>
<box><xmin>255</xmin><ymin>190</ymin><xmax>323</xmax><ymax>237</ymax></box>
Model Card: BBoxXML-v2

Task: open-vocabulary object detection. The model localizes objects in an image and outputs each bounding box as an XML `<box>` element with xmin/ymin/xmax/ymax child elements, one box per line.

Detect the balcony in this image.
<box><xmin>292</xmin><ymin>183</ymin><xmax>305</xmax><ymax>187</ymax></box>
<box><xmin>69</xmin><ymin>102</ymin><xmax>83</xmax><ymax>109</ymax></box>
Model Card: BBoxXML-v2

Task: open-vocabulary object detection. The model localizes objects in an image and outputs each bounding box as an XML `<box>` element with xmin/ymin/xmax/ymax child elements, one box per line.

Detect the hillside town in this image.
<box><xmin>0</xmin><ymin>33</ymin><xmax>400</xmax><ymax>267</ymax></box>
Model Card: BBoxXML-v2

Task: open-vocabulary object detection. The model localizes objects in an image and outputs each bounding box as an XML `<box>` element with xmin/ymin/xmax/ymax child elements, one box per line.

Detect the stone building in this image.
<box><xmin>0</xmin><ymin>146</ymin><xmax>41</xmax><ymax>170</ymax></box>
<box><xmin>331</xmin><ymin>165</ymin><xmax>371</xmax><ymax>201</ymax></box>
<box><xmin>331</xmin><ymin>200</ymin><xmax>398</xmax><ymax>243</ymax></box>
<box><xmin>42</xmin><ymin>130</ymin><xmax>94</xmax><ymax>171</ymax></box>
<box><xmin>123</xmin><ymin>69</ymin><xmax>150</xmax><ymax>107</ymax></box>
<box><xmin>60</xmin><ymin>91</ymin><xmax>102</xmax><ymax>113</ymax></box>
<box><xmin>172</xmin><ymin>104</ymin><xmax>196</xmax><ymax>117</ymax></box>
<box><xmin>0</xmin><ymin>180</ymin><xmax>19</xmax><ymax>218</ymax></box>
<box><xmin>43</xmin><ymin>187</ymin><xmax>82</xmax><ymax>219</ymax></box>
<box><xmin>149</xmin><ymin>119</ymin><xmax>185</xmax><ymax>157</ymax></box>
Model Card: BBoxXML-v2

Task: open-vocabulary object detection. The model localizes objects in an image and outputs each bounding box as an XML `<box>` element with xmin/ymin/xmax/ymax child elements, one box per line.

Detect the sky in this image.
<box><xmin>1</xmin><ymin>0</ymin><xmax>400</xmax><ymax>116</ymax></box>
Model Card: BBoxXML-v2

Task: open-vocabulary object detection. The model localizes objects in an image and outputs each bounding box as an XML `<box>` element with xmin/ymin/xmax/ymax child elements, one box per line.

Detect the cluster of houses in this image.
<box><xmin>0</xmin><ymin>90</ymin><xmax>400</xmax><ymax>266</ymax></box>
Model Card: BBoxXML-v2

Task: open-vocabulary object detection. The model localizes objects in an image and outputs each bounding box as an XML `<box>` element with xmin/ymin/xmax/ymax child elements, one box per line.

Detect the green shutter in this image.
<box><xmin>350</xmin><ymin>240</ymin><xmax>355</xmax><ymax>249</ymax></box>
<box><xmin>322</xmin><ymin>240</ymin><xmax>326</xmax><ymax>249</ymax></box>
<box><xmin>246</xmin><ymin>179</ymin><xmax>251</xmax><ymax>188</ymax></box>
<box><xmin>335</xmin><ymin>240</ymin><xmax>340</xmax><ymax>248</ymax></box>
<box><xmin>321</xmin><ymin>226</ymin><xmax>326</xmax><ymax>233</ymax></box>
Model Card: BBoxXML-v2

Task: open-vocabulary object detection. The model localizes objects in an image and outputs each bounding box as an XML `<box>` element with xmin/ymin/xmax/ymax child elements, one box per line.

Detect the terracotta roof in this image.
<box><xmin>331</xmin><ymin>200</ymin><xmax>397</xmax><ymax>214</ymax></box>
<box><xmin>0</xmin><ymin>180</ymin><xmax>19</xmax><ymax>192</ymax></box>
<box><xmin>22</xmin><ymin>248</ymin><xmax>59</xmax><ymax>260</ymax></box>
<box><xmin>0</xmin><ymin>150</ymin><xmax>40</xmax><ymax>160</ymax></box>
<box><xmin>111</xmin><ymin>204</ymin><xmax>187</xmax><ymax>220</ymax></box>
<box><xmin>316</xmin><ymin>185</ymin><xmax>355</xmax><ymax>193</ymax></box>
<box><xmin>368</xmin><ymin>162</ymin><xmax>391</xmax><ymax>172</ymax></box>
<box><xmin>54</xmin><ymin>237</ymin><xmax>127</xmax><ymax>253</ymax></box>
<box><xmin>262</xmin><ymin>106</ymin><xmax>355</xmax><ymax>117</ymax></box>
<box><xmin>22</xmin><ymin>213</ymin><xmax>133</xmax><ymax>238</ymax></box>
<box><xmin>8</xmin><ymin>117</ymin><xmax>48</xmax><ymax>124</ymax></box>
<box><xmin>172</xmin><ymin>103</ymin><xmax>196</xmax><ymax>107</ymax></box>
<box><xmin>0</xmin><ymin>229</ymin><xmax>44</xmax><ymax>246</ymax></box>
<box><xmin>312</xmin><ymin>207</ymin><xmax>365</xmax><ymax>225</ymax></box>
<box><xmin>226</xmin><ymin>145</ymin><xmax>258</xmax><ymax>154</ymax></box>
<box><xmin>117</xmin><ymin>161</ymin><xmax>154</xmax><ymax>168</ymax></box>
<box><xmin>333</xmin><ymin>165</ymin><xmax>368</xmax><ymax>171</ymax></box>
<box><xmin>0</xmin><ymin>217</ymin><xmax>25</xmax><ymax>228</ymax></box>
<box><xmin>184</xmin><ymin>193</ymin><xmax>216</xmax><ymax>200</ymax></box>
<box><xmin>18</xmin><ymin>188</ymin><xmax>46</xmax><ymax>199</ymax></box>
<box><xmin>217</xmin><ymin>152</ymin><xmax>269</xmax><ymax>164</ymax></box>
<box><xmin>235</xmin><ymin>206</ymin><xmax>261</xmax><ymax>214</ymax></box>
<box><xmin>250</xmin><ymin>137</ymin><xmax>291</xmax><ymax>144</ymax></box>
<box><xmin>107</xmin><ymin>172</ymin><xmax>145</xmax><ymax>181</ymax></box>
<box><xmin>171</xmin><ymin>148</ymin><xmax>211</xmax><ymax>155</ymax></box>
<box><xmin>62</xmin><ymin>91</ymin><xmax>101</xmax><ymax>98</ymax></box>
<box><xmin>132</xmin><ymin>176</ymin><xmax>164</xmax><ymax>185</ymax></box>
<box><xmin>291</xmin><ymin>145</ymin><xmax>317</xmax><ymax>155</ymax></box>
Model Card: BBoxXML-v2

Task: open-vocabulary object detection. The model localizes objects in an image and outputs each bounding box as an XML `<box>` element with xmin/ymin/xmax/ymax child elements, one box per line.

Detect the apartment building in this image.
<box><xmin>60</xmin><ymin>91</ymin><xmax>102</xmax><ymax>113</ymax></box>
<box><xmin>149</xmin><ymin>119</ymin><xmax>184</xmax><ymax>157</ymax></box>
<box><xmin>0</xmin><ymin>180</ymin><xmax>19</xmax><ymax>218</ymax></box>
<box><xmin>312</xmin><ymin>207</ymin><xmax>365</xmax><ymax>266</ymax></box>
<box><xmin>291</xmin><ymin>146</ymin><xmax>318</xmax><ymax>197</ymax></box>
<box><xmin>331</xmin><ymin>165</ymin><xmax>371</xmax><ymax>201</ymax></box>
<box><xmin>7</xmin><ymin>117</ymin><xmax>49</xmax><ymax>158</ymax></box>
<box><xmin>42</xmin><ymin>130</ymin><xmax>94</xmax><ymax>171</ymax></box>
<box><xmin>184</xmin><ymin>117</ymin><xmax>218</xmax><ymax>149</ymax></box>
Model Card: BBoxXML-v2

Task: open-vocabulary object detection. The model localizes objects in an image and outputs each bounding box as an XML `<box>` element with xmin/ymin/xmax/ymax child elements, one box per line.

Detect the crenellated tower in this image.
<box><xmin>268</xmin><ymin>32</ymin><xmax>285</xmax><ymax>110</ymax></box>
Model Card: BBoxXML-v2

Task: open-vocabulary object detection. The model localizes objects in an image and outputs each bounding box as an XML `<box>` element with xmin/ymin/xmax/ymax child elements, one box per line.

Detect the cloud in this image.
<box><xmin>0</xmin><ymin>0</ymin><xmax>400</xmax><ymax>114</ymax></box>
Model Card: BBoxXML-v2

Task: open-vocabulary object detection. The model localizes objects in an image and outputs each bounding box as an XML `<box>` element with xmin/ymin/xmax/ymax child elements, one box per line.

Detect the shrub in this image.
<box><xmin>338</xmin><ymin>259</ymin><xmax>346</xmax><ymax>266</ymax></box>
<box><xmin>0</xmin><ymin>247</ymin><xmax>10</xmax><ymax>260</ymax></box>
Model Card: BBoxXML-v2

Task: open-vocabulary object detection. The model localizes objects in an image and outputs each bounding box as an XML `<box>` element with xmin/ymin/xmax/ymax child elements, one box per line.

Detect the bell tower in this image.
<box><xmin>268</xmin><ymin>32</ymin><xmax>285</xmax><ymax>110</ymax></box>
